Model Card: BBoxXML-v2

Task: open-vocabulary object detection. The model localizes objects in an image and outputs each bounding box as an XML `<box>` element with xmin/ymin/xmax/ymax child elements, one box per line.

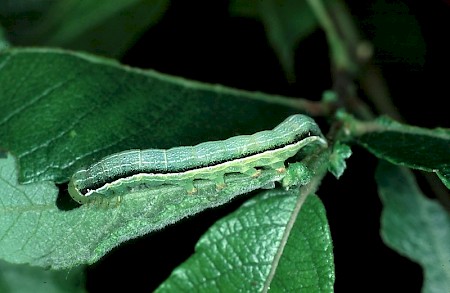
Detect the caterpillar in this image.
<box><xmin>68</xmin><ymin>114</ymin><xmax>327</xmax><ymax>204</ymax></box>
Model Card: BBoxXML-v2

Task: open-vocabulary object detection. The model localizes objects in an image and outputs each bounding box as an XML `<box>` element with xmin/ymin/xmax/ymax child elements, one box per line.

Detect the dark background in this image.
<box><xmin>75</xmin><ymin>0</ymin><xmax>447</xmax><ymax>291</ymax></box>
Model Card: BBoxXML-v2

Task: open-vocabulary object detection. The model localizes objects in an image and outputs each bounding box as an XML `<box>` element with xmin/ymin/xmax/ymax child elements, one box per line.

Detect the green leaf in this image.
<box><xmin>0</xmin><ymin>49</ymin><xmax>327</xmax><ymax>269</ymax></box>
<box><xmin>348</xmin><ymin>115</ymin><xmax>450</xmax><ymax>188</ymax></box>
<box><xmin>0</xmin><ymin>152</ymin><xmax>290</xmax><ymax>269</ymax></box>
<box><xmin>376</xmin><ymin>162</ymin><xmax>450</xmax><ymax>293</ymax></box>
<box><xmin>0</xmin><ymin>48</ymin><xmax>299</xmax><ymax>185</ymax></box>
<box><xmin>156</xmin><ymin>190</ymin><xmax>334</xmax><ymax>292</ymax></box>
<box><xmin>0</xmin><ymin>260</ymin><xmax>85</xmax><ymax>293</ymax></box>
<box><xmin>230</xmin><ymin>0</ymin><xmax>322</xmax><ymax>83</ymax></box>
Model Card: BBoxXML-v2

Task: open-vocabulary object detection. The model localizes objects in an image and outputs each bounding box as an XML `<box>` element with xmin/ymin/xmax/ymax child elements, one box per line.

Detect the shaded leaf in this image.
<box><xmin>40</xmin><ymin>0</ymin><xmax>170</xmax><ymax>57</ymax></box>
<box><xmin>0</xmin><ymin>0</ymin><xmax>53</xmax><ymax>33</ymax></box>
<box><xmin>0</xmin><ymin>0</ymin><xmax>169</xmax><ymax>58</ymax></box>
<box><xmin>156</xmin><ymin>191</ymin><xmax>334</xmax><ymax>292</ymax></box>
<box><xmin>230</xmin><ymin>0</ymin><xmax>322</xmax><ymax>82</ymax></box>
<box><xmin>376</xmin><ymin>162</ymin><xmax>450</xmax><ymax>293</ymax></box>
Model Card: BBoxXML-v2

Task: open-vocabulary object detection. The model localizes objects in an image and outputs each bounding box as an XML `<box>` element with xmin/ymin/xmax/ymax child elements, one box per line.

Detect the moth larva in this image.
<box><xmin>68</xmin><ymin>114</ymin><xmax>327</xmax><ymax>204</ymax></box>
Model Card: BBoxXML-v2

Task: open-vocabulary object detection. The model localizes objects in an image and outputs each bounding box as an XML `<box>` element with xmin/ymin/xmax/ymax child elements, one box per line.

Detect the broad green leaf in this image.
<box><xmin>230</xmin><ymin>0</ymin><xmax>321</xmax><ymax>83</ymax></box>
<box><xmin>0</xmin><ymin>153</ymin><xmax>301</xmax><ymax>269</ymax></box>
<box><xmin>0</xmin><ymin>48</ymin><xmax>301</xmax><ymax>185</ymax></box>
<box><xmin>376</xmin><ymin>162</ymin><xmax>450</xmax><ymax>293</ymax></box>
<box><xmin>347</xmin><ymin>115</ymin><xmax>450</xmax><ymax>188</ymax></box>
<box><xmin>0</xmin><ymin>49</ymin><xmax>326</xmax><ymax>269</ymax></box>
<box><xmin>156</xmin><ymin>191</ymin><xmax>334</xmax><ymax>292</ymax></box>
<box><xmin>0</xmin><ymin>260</ymin><xmax>85</xmax><ymax>293</ymax></box>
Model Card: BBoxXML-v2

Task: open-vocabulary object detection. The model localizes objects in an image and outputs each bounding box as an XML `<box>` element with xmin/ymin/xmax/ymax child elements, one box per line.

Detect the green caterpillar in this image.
<box><xmin>68</xmin><ymin>114</ymin><xmax>327</xmax><ymax>204</ymax></box>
